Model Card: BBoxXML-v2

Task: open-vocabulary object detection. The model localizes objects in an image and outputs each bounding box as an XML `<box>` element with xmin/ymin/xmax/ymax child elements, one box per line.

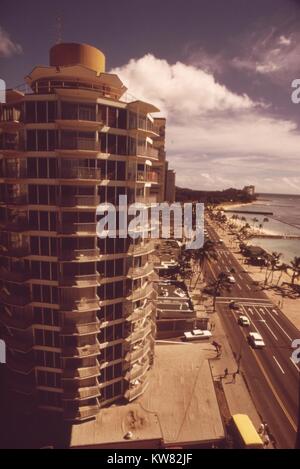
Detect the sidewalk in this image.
<box><xmin>186</xmin><ymin>256</ymin><xmax>271</xmax><ymax>447</ymax></box>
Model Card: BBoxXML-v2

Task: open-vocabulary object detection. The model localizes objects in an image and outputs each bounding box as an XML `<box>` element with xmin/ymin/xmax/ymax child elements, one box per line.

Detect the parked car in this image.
<box><xmin>238</xmin><ymin>315</ymin><xmax>250</xmax><ymax>327</ymax></box>
<box><xmin>248</xmin><ymin>332</ymin><xmax>265</xmax><ymax>349</ymax></box>
<box><xmin>183</xmin><ymin>329</ymin><xmax>212</xmax><ymax>341</ymax></box>
<box><xmin>229</xmin><ymin>301</ymin><xmax>240</xmax><ymax>310</ymax></box>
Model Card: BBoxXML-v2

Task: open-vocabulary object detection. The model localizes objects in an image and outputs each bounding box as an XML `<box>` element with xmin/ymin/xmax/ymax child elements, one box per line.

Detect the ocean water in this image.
<box><xmin>227</xmin><ymin>193</ymin><xmax>300</xmax><ymax>263</ymax></box>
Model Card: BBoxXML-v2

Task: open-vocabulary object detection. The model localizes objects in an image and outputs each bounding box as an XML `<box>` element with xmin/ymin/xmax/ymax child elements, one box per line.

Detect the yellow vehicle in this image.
<box><xmin>230</xmin><ymin>414</ymin><xmax>264</xmax><ymax>449</ymax></box>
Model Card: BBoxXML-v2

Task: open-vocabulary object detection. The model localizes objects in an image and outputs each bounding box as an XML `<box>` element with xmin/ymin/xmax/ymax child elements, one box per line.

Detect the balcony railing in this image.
<box><xmin>2</xmin><ymin>195</ymin><xmax>27</xmax><ymax>205</ymax></box>
<box><xmin>58</xmin><ymin>222</ymin><xmax>97</xmax><ymax>234</ymax></box>
<box><xmin>62</xmin><ymin>341</ymin><xmax>100</xmax><ymax>358</ymax></box>
<box><xmin>59</xmin><ymin>195</ymin><xmax>100</xmax><ymax>207</ymax></box>
<box><xmin>127</xmin><ymin>263</ymin><xmax>154</xmax><ymax>279</ymax></box>
<box><xmin>136</xmin><ymin>146</ymin><xmax>159</xmax><ymax>159</ymax></box>
<box><xmin>136</xmin><ymin>170</ymin><xmax>159</xmax><ymax>183</ymax></box>
<box><xmin>59</xmin><ymin>167</ymin><xmax>101</xmax><ymax>180</ymax></box>
<box><xmin>126</xmin><ymin>301</ymin><xmax>154</xmax><ymax>322</ymax></box>
<box><xmin>60</xmin><ymin>297</ymin><xmax>100</xmax><ymax>312</ymax></box>
<box><xmin>125</xmin><ymin>378</ymin><xmax>149</xmax><ymax>401</ymax></box>
<box><xmin>2</xmin><ymin>167</ymin><xmax>27</xmax><ymax>178</ymax></box>
<box><xmin>62</xmin><ymin>364</ymin><xmax>100</xmax><ymax>380</ymax></box>
<box><xmin>59</xmin><ymin>248</ymin><xmax>99</xmax><ymax>261</ymax></box>
<box><xmin>62</xmin><ymin>385</ymin><xmax>100</xmax><ymax>400</ymax></box>
<box><xmin>61</xmin><ymin>319</ymin><xmax>101</xmax><ymax>335</ymax></box>
<box><xmin>125</xmin><ymin>320</ymin><xmax>152</xmax><ymax>345</ymax></box>
<box><xmin>0</xmin><ymin>291</ymin><xmax>30</xmax><ymax>307</ymax></box>
<box><xmin>59</xmin><ymin>137</ymin><xmax>100</xmax><ymax>151</ymax></box>
<box><xmin>59</xmin><ymin>272</ymin><xmax>100</xmax><ymax>287</ymax></box>
<box><xmin>128</xmin><ymin>240</ymin><xmax>156</xmax><ymax>257</ymax></box>
<box><xmin>0</xmin><ymin>268</ymin><xmax>31</xmax><ymax>283</ymax></box>
<box><xmin>1</xmin><ymin>220</ymin><xmax>29</xmax><ymax>232</ymax></box>
<box><xmin>127</xmin><ymin>282</ymin><xmax>154</xmax><ymax>302</ymax></box>
<box><xmin>63</xmin><ymin>405</ymin><xmax>100</xmax><ymax>421</ymax></box>
<box><xmin>0</xmin><ymin>245</ymin><xmax>30</xmax><ymax>257</ymax></box>
<box><xmin>125</xmin><ymin>339</ymin><xmax>151</xmax><ymax>364</ymax></box>
<box><xmin>125</xmin><ymin>360</ymin><xmax>149</xmax><ymax>382</ymax></box>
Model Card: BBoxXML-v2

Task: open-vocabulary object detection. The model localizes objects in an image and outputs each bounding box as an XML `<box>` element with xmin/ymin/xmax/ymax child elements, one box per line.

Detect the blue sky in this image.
<box><xmin>1</xmin><ymin>0</ymin><xmax>300</xmax><ymax>193</ymax></box>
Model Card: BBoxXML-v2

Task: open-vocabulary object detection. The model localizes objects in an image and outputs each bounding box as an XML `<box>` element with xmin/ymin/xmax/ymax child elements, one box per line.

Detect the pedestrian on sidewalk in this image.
<box><xmin>224</xmin><ymin>367</ymin><xmax>229</xmax><ymax>378</ymax></box>
<box><xmin>231</xmin><ymin>371</ymin><xmax>237</xmax><ymax>383</ymax></box>
<box><xmin>263</xmin><ymin>435</ymin><xmax>270</xmax><ymax>448</ymax></box>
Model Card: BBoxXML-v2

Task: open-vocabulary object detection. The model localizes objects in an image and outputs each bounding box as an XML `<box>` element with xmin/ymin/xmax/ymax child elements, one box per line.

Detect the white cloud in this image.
<box><xmin>112</xmin><ymin>54</ymin><xmax>254</xmax><ymax>119</ymax></box>
<box><xmin>111</xmin><ymin>54</ymin><xmax>300</xmax><ymax>194</ymax></box>
<box><xmin>0</xmin><ymin>27</ymin><xmax>22</xmax><ymax>58</ymax></box>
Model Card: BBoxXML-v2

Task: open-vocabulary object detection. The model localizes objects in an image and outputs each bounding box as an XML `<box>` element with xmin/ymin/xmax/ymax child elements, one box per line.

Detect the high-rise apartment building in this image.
<box><xmin>0</xmin><ymin>43</ymin><xmax>166</xmax><ymax>422</ymax></box>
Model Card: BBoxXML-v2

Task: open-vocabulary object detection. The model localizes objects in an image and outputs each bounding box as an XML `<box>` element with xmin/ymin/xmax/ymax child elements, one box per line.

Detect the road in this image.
<box><xmin>204</xmin><ymin>221</ymin><xmax>300</xmax><ymax>448</ymax></box>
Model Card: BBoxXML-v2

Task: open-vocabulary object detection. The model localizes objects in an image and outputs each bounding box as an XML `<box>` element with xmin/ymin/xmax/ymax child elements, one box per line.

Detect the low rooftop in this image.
<box><xmin>70</xmin><ymin>344</ymin><xmax>225</xmax><ymax>448</ymax></box>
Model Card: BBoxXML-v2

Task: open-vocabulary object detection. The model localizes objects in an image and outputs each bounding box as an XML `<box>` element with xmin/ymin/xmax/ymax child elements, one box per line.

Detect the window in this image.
<box><xmin>37</xmin><ymin>370</ymin><xmax>61</xmax><ymax>388</ymax></box>
<box><xmin>34</xmin><ymin>328</ymin><xmax>60</xmax><ymax>347</ymax></box>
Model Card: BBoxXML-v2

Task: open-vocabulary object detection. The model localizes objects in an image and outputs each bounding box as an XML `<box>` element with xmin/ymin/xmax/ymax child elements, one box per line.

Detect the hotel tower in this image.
<box><xmin>0</xmin><ymin>43</ymin><xmax>167</xmax><ymax>422</ymax></box>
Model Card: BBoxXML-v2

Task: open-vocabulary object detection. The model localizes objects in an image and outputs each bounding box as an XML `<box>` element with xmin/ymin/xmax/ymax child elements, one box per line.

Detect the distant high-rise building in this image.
<box><xmin>0</xmin><ymin>43</ymin><xmax>166</xmax><ymax>422</ymax></box>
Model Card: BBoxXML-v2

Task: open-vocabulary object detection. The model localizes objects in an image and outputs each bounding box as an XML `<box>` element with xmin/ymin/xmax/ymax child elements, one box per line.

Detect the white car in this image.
<box><xmin>238</xmin><ymin>315</ymin><xmax>250</xmax><ymax>327</ymax></box>
<box><xmin>183</xmin><ymin>329</ymin><xmax>212</xmax><ymax>341</ymax></box>
<box><xmin>248</xmin><ymin>332</ymin><xmax>265</xmax><ymax>349</ymax></box>
<box><xmin>227</xmin><ymin>275</ymin><xmax>236</xmax><ymax>284</ymax></box>
<box><xmin>218</xmin><ymin>238</ymin><xmax>224</xmax><ymax>243</ymax></box>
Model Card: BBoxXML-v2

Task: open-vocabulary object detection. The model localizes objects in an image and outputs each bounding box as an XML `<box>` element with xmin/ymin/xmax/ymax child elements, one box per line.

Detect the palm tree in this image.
<box><xmin>211</xmin><ymin>272</ymin><xmax>232</xmax><ymax>310</ymax></box>
<box><xmin>276</xmin><ymin>263</ymin><xmax>289</xmax><ymax>286</ymax></box>
<box><xmin>290</xmin><ymin>256</ymin><xmax>300</xmax><ymax>285</ymax></box>
<box><xmin>194</xmin><ymin>239</ymin><xmax>217</xmax><ymax>276</ymax></box>
<box><xmin>268</xmin><ymin>251</ymin><xmax>282</xmax><ymax>283</ymax></box>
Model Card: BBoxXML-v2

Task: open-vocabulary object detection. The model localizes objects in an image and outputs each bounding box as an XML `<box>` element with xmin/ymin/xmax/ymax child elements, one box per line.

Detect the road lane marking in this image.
<box><xmin>250</xmin><ymin>348</ymin><xmax>297</xmax><ymax>432</ymax></box>
<box><xmin>271</xmin><ymin>308</ymin><xmax>278</xmax><ymax>316</ymax></box>
<box><xmin>245</xmin><ymin>284</ymin><xmax>251</xmax><ymax>291</ymax></box>
<box><xmin>256</xmin><ymin>309</ymin><xmax>278</xmax><ymax>341</ymax></box>
<box><xmin>258</xmin><ymin>307</ymin><xmax>265</xmax><ymax>315</ymax></box>
<box><xmin>273</xmin><ymin>355</ymin><xmax>285</xmax><ymax>374</ymax></box>
<box><xmin>267</xmin><ymin>310</ymin><xmax>293</xmax><ymax>342</ymax></box>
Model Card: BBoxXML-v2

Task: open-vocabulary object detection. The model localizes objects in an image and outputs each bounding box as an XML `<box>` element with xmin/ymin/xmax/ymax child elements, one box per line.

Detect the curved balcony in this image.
<box><xmin>128</xmin><ymin>240</ymin><xmax>155</xmax><ymax>257</ymax></box>
<box><xmin>4</xmin><ymin>334</ymin><xmax>33</xmax><ymax>353</ymax></box>
<box><xmin>59</xmin><ymin>166</ymin><xmax>101</xmax><ymax>181</ymax></box>
<box><xmin>126</xmin><ymin>282</ymin><xmax>154</xmax><ymax>302</ymax></box>
<box><xmin>59</xmin><ymin>195</ymin><xmax>100</xmax><ymax>207</ymax></box>
<box><xmin>124</xmin><ymin>377</ymin><xmax>149</xmax><ymax>402</ymax></box>
<box><xmin>127</xmin><ymin>263</ymin><xmax>154</xmax><ymax>280</ymax></box>
<box><xmin>56</xmin><ymin>118</ymin><xmax>103</xmax><ymax>132</ymax></box>
<box><xmin>63</xmin><ymin>405</ymin><xmax>100</xmax><ymax>421</ymax></box>
<box><xmin>58</xmin><ymin>222</ymin><xmax>97</xmax><ymax>235</ymax></box>
<box><xmin>62</xmin><ymin>364</ymin><xmax>100</xmax><ymax>380</ymax></box>
<box><xmin>125</xmin><ymin>359</ymin><xmax>149</xmax><ymax>382</ymax></box>
<box><xmin>0</xmin><ymin>219</ymin><xmax>29</xmax><ymax>232</ymax></box>
<box><xmin>59</xmin><ymin>272</ymin><xmax>101</xmax><ymax>288</ymax></box>
<box><xmin>125</xmin><ymin>338</ymin><xmax>151</xmax><ymax>364</ymax></box>
<box><xmin>0</xmin><ymin>268</ymin><xmax>31</xmax><ymax>283</ymax></box>
<box><xmin>7</xmin><ymin>356</ymin><xmax>34</xmax><ymax>374</ymax></box>
<box><xmin>62</xmin><ymin>385</ymin><xmax>100</xmax><ymax>401</ymax></box>
<box><xmin>0</xmin><ymin>291</ymin><xmax>30</xmax><ymax>307</ymax></box>
<box><xmin>125</xmin><ymin>320</ymin><xmax>153</xmax><ymax>345</ymax></box>
<box><xmin>61</xmin><ymin>319</ymin><xmax>101</xmax><ymax>336</ymax></box>
<box><xmin>126</xmin><ymin>301</ymin><xmax>154</xmax><ymax>322</ymax></box>
<box><xmin>59</xmin><ymin>248</ymin><xmax>100</xmax><ymax>261</ymax></box>
<box><xmin>60</xmin><ymin>297</ymin><xmax>100</xmax><ymax>313</ymax></box>
<box><xmin>62</xmin><ymin>341</ymin><xmax>100</xmax><ymax>358</ymax></box>
<box><xmin>57</xmin><ymin>137</ymin><xmax>100</xmax><ymax>153</ymax></box>
<box><xmin>0</xmin><ymin>245</ymin><xmax>30</xmax><ymax>258</ymax></box>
